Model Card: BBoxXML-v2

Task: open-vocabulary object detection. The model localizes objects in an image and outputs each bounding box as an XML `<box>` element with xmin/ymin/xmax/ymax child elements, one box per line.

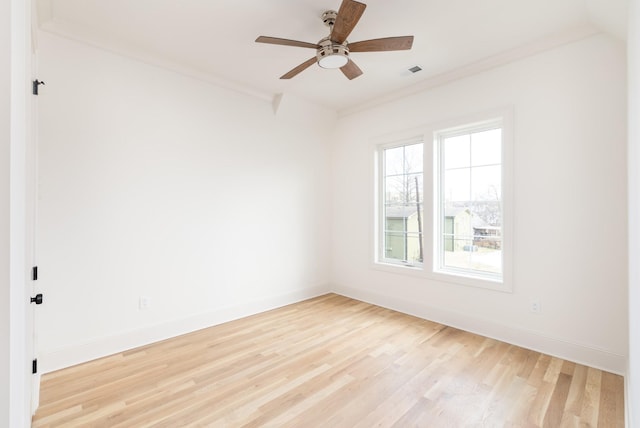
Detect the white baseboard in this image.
<box><xmin>39</xmin><ymin>283</ymin><xmax>626</xmax><ymax>376</ymax></box>
<box><xmin>39</xmin><ymin>285</ymin><xmax>330</xmax><ymax>374</ymax></box>
<box><xmin>332</xmin><ymin>284</ymin><xmax>626</xmax><ymax>375</ymax></box>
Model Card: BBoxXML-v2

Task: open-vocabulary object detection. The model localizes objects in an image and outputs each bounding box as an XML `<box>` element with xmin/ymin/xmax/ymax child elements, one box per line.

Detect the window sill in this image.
<box><xmin>371</xmin><ymin>261</ymin><xmax>512</xmax><ymax>293</ymax></box>
<box><xmin>430</xmin><ymin>269</ymin><xmax>511</xmax><ymax>293</ymax></box>
<box><xmin>371</xmin><ymin>261</ymin><xmax>425</xmax><ymax>277</ymax></box>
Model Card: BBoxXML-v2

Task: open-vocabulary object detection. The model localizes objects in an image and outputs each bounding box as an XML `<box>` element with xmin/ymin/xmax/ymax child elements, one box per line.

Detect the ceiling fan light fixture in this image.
<box><xmin>318</xmin><ymin>53</ymin><xmax>349</xmax><ymax>69</ymax></box>
<box><xmin>316</xmin><ymin>39</ymin><xmax>349</xmax><ymax>69</ymax></box>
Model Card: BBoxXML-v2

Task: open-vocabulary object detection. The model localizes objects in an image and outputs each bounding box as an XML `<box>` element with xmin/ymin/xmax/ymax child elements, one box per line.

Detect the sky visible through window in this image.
<box><xmin>443</xmin><ymin>129</ymin><xmax>501</xmax><ymax>204</ymax></box>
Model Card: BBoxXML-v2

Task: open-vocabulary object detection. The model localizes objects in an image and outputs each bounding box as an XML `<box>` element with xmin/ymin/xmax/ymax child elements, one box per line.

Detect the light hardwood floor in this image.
<box><xmin>32</xmin><ymin>294</ymin><xmax>624</xmax><ymax>427</ymax></box>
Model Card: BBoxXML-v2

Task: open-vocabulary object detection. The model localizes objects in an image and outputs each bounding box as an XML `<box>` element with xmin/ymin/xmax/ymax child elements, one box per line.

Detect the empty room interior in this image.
<box><xmin>3</xmin><ymin>0</ymin><xmax>640</xmax><ymax>426</ymax></box>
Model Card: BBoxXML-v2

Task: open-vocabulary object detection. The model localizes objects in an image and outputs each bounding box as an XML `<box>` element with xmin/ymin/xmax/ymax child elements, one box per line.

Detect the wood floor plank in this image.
<box><xmin>543</xmin><ymin>372</ymin><xmax>572</xmax><ymax>427</ymax></box>
<box><xmin>565</xmin><ymin>363</ymin><xmax>588</xmax><ymax>416</ymax></box>
<box><xmin>32</xmin><ymin>294</ymin><xmax>625</xmax><ymax>427</ymax></box>
<box><xmin>581</xmin><ymin>367</ymin><xmax>603</xmax><ymax>426</ymax></box>
<box><xmin>598</xmin><ymin>371</ymin><xmax>625</xmax><ymax>427</ymax></box>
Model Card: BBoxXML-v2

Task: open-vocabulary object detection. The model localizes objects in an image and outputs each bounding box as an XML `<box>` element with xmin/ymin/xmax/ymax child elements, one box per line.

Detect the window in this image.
<box><xmin>374</xmin><ymin>111</ymin><xmax>511</xmax><ymax>290</ymax></box>
<box><xmin>435</xmin><ymin>120</ymin><xmax>504</xmax><ymax>281</ymax></box>
<box><xmin>378</xmin><ymin>140</ymin><xmax>424</xmax><ymax>267</ymax></box>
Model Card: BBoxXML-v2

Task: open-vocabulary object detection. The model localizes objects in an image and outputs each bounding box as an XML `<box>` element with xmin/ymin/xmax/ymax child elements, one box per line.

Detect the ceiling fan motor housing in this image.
<box><xmin>316</xmin><ymin>37</ymin><xmax>349</xmax><ymax>68</ymax></box>
<box><xmin>322</xmin><ymin>10</ymin><xmax>338</xmax><ymax>27</ymax></box>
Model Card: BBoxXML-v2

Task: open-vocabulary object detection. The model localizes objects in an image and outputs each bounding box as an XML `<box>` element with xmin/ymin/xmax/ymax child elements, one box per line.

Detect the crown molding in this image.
<box><xmin>37</xmin><ymin>14</ymin><xmax>273</xmax><ymax>105</ymax></box>
<box><xmin>338</xmin><ymin>23</ymin><xmax>603</xmax><ymax>118</ymax></box>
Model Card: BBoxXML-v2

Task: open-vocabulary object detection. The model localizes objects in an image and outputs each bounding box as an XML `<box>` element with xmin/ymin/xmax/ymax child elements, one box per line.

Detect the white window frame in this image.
<box><xmin>375</xmin><ymin>137</ymin><xmax>425</xmax><ymax>269</ymax></box>
<box><xmin>373</xmin><ymin>108</ymin><xmax>513</xmax><ymax>293</ymax></box>
<box><xmin>432</xmin><ymin>116</ymin><xmax>512</xmax><ymax>291</ymax></box>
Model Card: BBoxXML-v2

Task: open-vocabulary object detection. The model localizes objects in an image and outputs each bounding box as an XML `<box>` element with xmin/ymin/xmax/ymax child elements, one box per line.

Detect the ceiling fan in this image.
<box><xmin>255</xmin><ymin>0</ymin><xmax>414</xmax><ymax>80</ymax></box>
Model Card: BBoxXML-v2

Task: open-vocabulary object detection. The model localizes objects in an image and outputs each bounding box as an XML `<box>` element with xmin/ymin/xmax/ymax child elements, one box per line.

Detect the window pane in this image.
<box><xmin>385</xmin><ymin>176</ymin><xmax>406</xmax><ymax>203</ymax></box>
<box><xmin>443</xmin><ymin>169</ymin><xmax>470</xmax><ymax>202</ymax></box>
<box><xmin>438</xmin><ymin>121</ymin><xmax>503</xmax><ymax>279</ymax></box>
<box><xmin>385</xmin><ymin>174</ymin><xmax>422</xmax><ymax>204</ymax></box>
<box><xmin>385</xmin><ymin>205</ymin><xmax>413</xmax><ymax>226</ymax></box>
<box><xmin>444</xmin><ymin>134</ymin><xmax>470</xmax><ymax>169</ymax></box>
<box><xmin>443</xmin><ymin>237</ymin><xmax>474</xmax><ymax>268</ymax></box>
<box><xmin>471</xmin><ymin>165</ymin><xmax>501</xmax><ymax>200</ymax></box>
<box><xmin>443</xmin><ymin>241</ymin><xmax>502</xmax><ymax>274</ymax></box>
<box><xmin>471</xmin><ymin>128</ymin><xmax>501</xmax><ymax>166</ymax></box>
<box><xmin>405</xmin><ymin>233</ymin><xmax>423</xmax><ymax>263</ymax></box>
<box><xmin>383</xmin><ymin>208</ymin><xmax>423</xmax><ymax>264</ymax></box>
<box><xmin>471</xmin><ymin>201</ymin><xmax>502</xmax><ymax>228</ymax></box>
<box><xmin>404</xmin><ymin>143</ymin><xmax>423</xmax><ymax>174</ymax></box>
<box><xmin>384</xmin><ymin>146</ymin><xmax>404</xmax><ymax>176</ymax></box>
<box><xmin>406</xmin><ymin>173</ymin><xmax>422</xmax><ymax>203</ymax></box>
<box><xmin>380</xmin><ymin>141</ymin><xmax>424</xmax><ymax>266</ymax></box>
<box><xmin>384</xmin><ymin>231</ymin><xmax>406</xmax><ymax>260</ymax></box>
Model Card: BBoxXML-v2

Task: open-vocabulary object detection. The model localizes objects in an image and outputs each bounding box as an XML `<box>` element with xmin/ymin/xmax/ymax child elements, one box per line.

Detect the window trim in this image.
<box><xmin>372</xmin><ymin>108</ymin><xmax>514</xmax><ymax>293</ymax></box>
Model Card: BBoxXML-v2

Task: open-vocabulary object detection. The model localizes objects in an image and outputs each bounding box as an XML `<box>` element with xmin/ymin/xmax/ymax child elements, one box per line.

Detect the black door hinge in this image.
<box><xmin>32</xmin><ymin>79</ymin><xmax>45</xmax><ymax>95</ymax></box>
<box><xmin>30</xmin><ymin>294</ymin><xmax>43</xmax><ymax>305</ymax></box>
<box><xmin>32</xmin><ymin>266</ymin><xmax>38</xmax><ymax>281</ymax></box>
<box><xmin>32</xmin><ymin>359</ymin><xmax>37</xmax><ymax>374</ymax></box>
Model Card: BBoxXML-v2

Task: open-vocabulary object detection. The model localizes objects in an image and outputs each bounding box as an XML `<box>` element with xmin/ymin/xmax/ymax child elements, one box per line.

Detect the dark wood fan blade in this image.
<box><xmin>280</xmin><ymin>57</ymin><xmax>317</xmax><ymax>79</ymax></box>
<box><xmin>256</xmin><ymin>36</ymin><xmax>319</xmax><ymax>49</ymax></box>
<box><xmin>340</xmin><ymin>59</ymin><xmax>363</xmax><ymax>80</ymax></box>
<box><xmin>348</xmin><ymin>36</ymin><xmax>414</xmax><ymax>52</ymax></box>
<box><xmin>331</xmin><ymin>0</ymin><xmax>367</xmax><ymax>44</ymax></box>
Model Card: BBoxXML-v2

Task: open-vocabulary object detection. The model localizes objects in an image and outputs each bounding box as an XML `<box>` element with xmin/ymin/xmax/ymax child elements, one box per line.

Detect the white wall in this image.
<box><xmin>627</xmin><ymin>0</ymin><xmax>639</xmax><ymax>424</ymax></box>
<box><xmin>37</xmin><ymin>32</ymin><xmax>333</xmax><ymax>372</ymax></box>
<box><xmin>331</xmin><ymin>34</ymin><xmax>628</xmax><ymax>373</ymax></box>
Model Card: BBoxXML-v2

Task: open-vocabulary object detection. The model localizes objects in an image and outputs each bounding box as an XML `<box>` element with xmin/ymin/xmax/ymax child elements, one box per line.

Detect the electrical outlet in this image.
<box><xmin>139</xmin><ymin>296</ymin><xmax>151</xmax><ymax>310</ymax></box>
<box><xmin>530</xmin><ymin>300</ymin><xmax>541</xmax><ymax>313</ymax></box>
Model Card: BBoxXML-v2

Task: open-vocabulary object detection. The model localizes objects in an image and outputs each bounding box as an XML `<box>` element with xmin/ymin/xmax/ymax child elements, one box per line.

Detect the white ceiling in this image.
<box><xmin>36</xmin><ymin>0</ymin><xmax>627</xmax><ymax>114</ymax></box>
